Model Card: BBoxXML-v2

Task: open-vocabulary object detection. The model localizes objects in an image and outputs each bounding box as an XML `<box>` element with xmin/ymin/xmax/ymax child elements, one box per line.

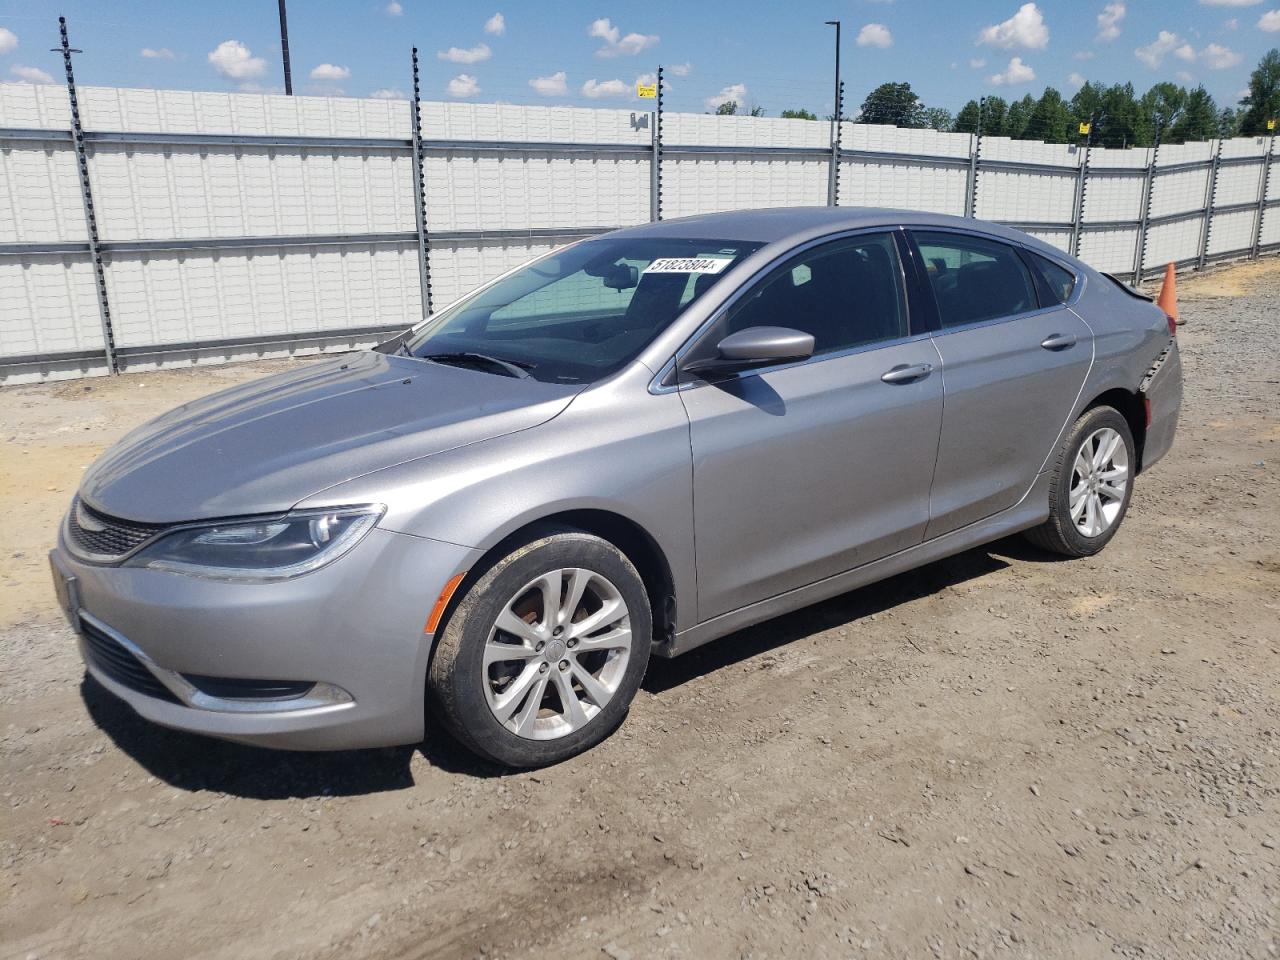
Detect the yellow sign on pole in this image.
<box><xmin>1079</xmin><ymin>121</ymin><xmax>1092</xmax><ymax>135</ymax></box>
<box><xmin>1269</xmin><ymin>118</ymin><xmax>1277</xmax><ymax>131</ymax></box>
<box><xmin>637</xmin><ymin>82</ymin><xmax>657</xmax><ymax>99</ymax></box>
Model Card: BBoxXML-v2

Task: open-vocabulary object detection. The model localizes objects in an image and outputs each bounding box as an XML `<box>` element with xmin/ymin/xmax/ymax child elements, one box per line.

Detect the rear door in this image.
<box><xmin>909</xmin><ymin>230</ymin><xmax>1093</xmax><ymax>540</ymax></box>
<box><xmin>678</xmin><ymin>231</ymin><xmax>944</xmax><ymax>621</ymax></box>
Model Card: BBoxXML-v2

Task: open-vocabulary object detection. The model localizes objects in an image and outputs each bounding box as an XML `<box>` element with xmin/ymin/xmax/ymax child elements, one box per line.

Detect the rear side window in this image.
<box><xmin>1029</xmin><ymin>252</ymin><xmax>1077</xmax><ymax>304</ymax></box>
<box><xmin>913</xmin><ymin>232</ymin><xmax>1038</xmax><ymax>328</ymax></box>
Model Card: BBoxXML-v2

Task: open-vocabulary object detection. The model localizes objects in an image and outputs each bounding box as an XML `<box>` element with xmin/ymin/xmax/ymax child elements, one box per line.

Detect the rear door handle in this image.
<box><xmin>1041</xmin><ymin>333</ymin><xmax>1078</xmax><ymax>351</ymax></box>
<box><xmin>880</xmin><ymin>362</ymin><xmax>934</xmax><ymax>384</ymax></box>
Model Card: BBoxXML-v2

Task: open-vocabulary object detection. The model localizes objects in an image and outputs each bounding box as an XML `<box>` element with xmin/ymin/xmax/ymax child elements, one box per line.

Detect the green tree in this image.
<box><xmin>1240</xmin><ymin>48</ymin><xmax>1280</xmax><ymax>135</ymax></box>
<box><xmin>1169</xmin><ymin>86</ymin><xmax>1218</xmax><ymax>143</ymax></box>
<box><xmin>747</xmin><ymin>105</ymin><xmax>766</xmax><ymax>117</ymax></box>
<box><xmin>979</xmin><ymin>96</ymin><xmax>1010</xmax><ymax>137</ymax></box>
<box><xmin>857</xmin><ymin>81</ymin><xmax>925</xmax><ymax>127</ymax></box>
<box><xmin>921</xmin><ymin>106</ymin><xmax>954</xmax><ymax>132</ymax></box>
<box><xmin>1218</xmin><ymin>106</ymin><xmax>1244</xmax><ymax>138</ymax></box>
<box><xmin>714</xmin><ymin>100</ymin><xmax>738</xmax><ymax>116</ymax></box>
<box><xmin>954</xmin><ymin>99</ymin><xmax>981</xmax><ymax>134</ymax></box>
<box><xmin>1142</xmin><ymin>82</ymin><xmax>1187</xmax><ymax>143</ymax></box>
<box><xmin>780</xmin><ymin>108</ymin><xmax>818</xmax><ymax>120</ymax></box>
<box><xmin>1074</xmin><ymin>82</ymin><xmax>1148</xmax><ymax>147</ymax></box>
<box><xmin>1006</xmin><ymin>93</ymin><xmax>1036</xmax><ymax>140</ymax></box>
<box><xmin>1025</xmin><ymin>87</ymin><xmax>1074</xmax><ymax>142</ymax></box>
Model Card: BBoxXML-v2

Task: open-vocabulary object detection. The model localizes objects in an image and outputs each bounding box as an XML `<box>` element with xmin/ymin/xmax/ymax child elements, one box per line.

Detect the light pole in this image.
<box><xmin>278</xmin><ymin>0</ymin><xmax>293</xmax><ymax>95</ymax></box>
<box><xmin>825</xmin><ymin>20</ymin><xmax>841</xmax><ymax>206</ymax></box>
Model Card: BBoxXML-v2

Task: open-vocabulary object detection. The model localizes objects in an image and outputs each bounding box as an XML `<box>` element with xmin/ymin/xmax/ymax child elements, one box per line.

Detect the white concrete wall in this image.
<box><xmin>1</xmin><ymin>82</ymin><xmax>1275</xmax><ymax>382</ymax></box>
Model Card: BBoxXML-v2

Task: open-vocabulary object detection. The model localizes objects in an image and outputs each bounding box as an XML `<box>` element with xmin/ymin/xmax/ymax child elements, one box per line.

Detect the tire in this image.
<box><xmin>1024</xmin><ymin>405</ymin><xmax>1136</xmax><ymax>558</ymax></box>
<box><xmin>428</xmin><ymin>525</ymin><xmax>652</xmax><ymax>768</ymax></box>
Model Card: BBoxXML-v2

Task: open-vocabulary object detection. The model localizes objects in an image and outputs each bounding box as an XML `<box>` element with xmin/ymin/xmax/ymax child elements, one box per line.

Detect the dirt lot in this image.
<box><xmin>2</xmin><ymin>261</ymin><xmax>1278</xmax><ymax>960</ymax></box>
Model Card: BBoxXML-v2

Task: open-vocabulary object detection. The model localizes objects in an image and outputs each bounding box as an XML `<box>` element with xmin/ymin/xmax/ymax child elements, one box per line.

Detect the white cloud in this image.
<box><xmin>140</xmin><ymin>47</ymin><xmax>175</xmax><ymax>60</ymax></box>
<box><xmin>978</xmin><ymin>3</ymin><xmax>1049</xmax><ymax>49</ymax></box>
<box><xmin>309</xmin><ymin>63</ymin><xmax>350</xmax><ymax>81</ymax></box>
<box><xmin>856</xmin><ymin>23</ymin><xmax>893</xmax><ymax>48</ymax></box>
<box><xmin>1259</xmin><ymin>9</ymin><xmax>1280</xmax><ymax>29</ymax></box>
<box><xmin>988</xmin><ymin>56</ymin><xmax>1036</xmax><ymax>85</ymax></box>
<box><xmin>589</xmin><ymin>18</ymin><xmax>659</xmax><ymax>57</ymax></box>
<box><xmin>1224</xmin><ymin>17</ymin><xmax>1239</xmax><ymax>28</ymax></box>
<box><xmin>1134</xmin><ymin>30</ymin><xmax>1193</xmax><ymax>69</ymax></box>
<box><xmin>369</xmin><ymin>88</ymin><xmax>405</xmax><ymax>99</ymax></box>
<box><xmin>385</xmin><ymin>1</ymin><xmax>402</xmax><ymax>15</ymax></box>
<box><xmin>208</xmin><ymin>40</ymin><xmax>266</xmax><ymax>80</ymax></box>
<box><xmin>704</xmin><ymin>82</ymin><xmax>747</xmax><ymax>111</ymax></box>
<box><xmin>669</xmin><ymin>62</ymin><xmax>693</xmax><ymax>76</ymax></box>
<box><xmin>10</xmin><ymin>64</ymin><xmax>53</xmax><ymax>84</ymax></box>
<box><xmin>1074</xmin><ymin>49</ymin><xmax>1097</xmax><ymax>59</ymax></box>
<box><xmin>484</xmin><ymin>12</ymin><xmax>505</xmax><ymax>36</ymax></box>
<box><xmin>969</xmin><ymin>57</ymin><xmax>987</xmax><ymax>68</ymax></box>
<box><xmin>581</xmin><ymin>78</ymin><xmax>628</xmax><ymax>98</ymax></box>
<box><xmin>1067</xmin><ymin>71</ymin><xmax>1086</xmax><ymax>88</ymax></box>
<box><xmin>0</xmin><ymin>27</ymin><xmax>16</xmax><ymax>56</ymax></box>
<box><xmin>1199</xmin><ymin>0</ymin><xmax>1260</xmax><ymax>6</ymax></box>
<box><xmin>1096</xmin><ymin>3</ymin><xmax>1125</xmax><ymax>41</ymax></box>
<box><xmin>1176</xmin><ymin>70</ymin><xmax>1196</xmax><ymax>83</ymax></box>
<box><xmin>447</xmin><ymin>74</ymin><xmax>480</xmax><ymax>97</ymax></box>
<box><xmin>438</xmin><ymin>43</ymin><xmax>491</xmax><ymax>64</ymax></box>
<box><xmin>529</xmin><ymin>71</ymin><xmax>568</xmax><ymax>96</ymax></box>
<box><xmin>1200</xmin><ymin>42</ymin><xmax>1242</xmax><ymax>68</ymax></box>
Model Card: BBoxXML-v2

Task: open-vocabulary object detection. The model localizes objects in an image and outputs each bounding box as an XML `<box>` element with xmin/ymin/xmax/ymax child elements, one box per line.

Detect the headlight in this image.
<box><xmin>129</xmin><ymin>505</ymin><xmax>383</xmax><ymax>582</ymax></box>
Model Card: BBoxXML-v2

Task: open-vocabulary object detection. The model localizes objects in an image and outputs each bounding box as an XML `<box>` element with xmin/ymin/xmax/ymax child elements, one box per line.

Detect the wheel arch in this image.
<box><xmin>429</xmin><ymin>508</ymin><xmax>678</xmax><ymax>657</ymax></box>
<box><xmin>1083</xmin><ymin>387</ymin><xmax>1147</xmax><ymax>472</ymax></box>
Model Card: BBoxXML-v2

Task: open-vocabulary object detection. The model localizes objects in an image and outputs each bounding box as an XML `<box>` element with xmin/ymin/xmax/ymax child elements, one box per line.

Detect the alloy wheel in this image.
<box><xmin>1069</xmin><ymin>426</ymin><xmax>1129</xmax><ymax>538</ymax></box>
<box><xmin>482</xmin><ymin>568</ymin><xmax>632</xmax><ymax>740</ymax></box>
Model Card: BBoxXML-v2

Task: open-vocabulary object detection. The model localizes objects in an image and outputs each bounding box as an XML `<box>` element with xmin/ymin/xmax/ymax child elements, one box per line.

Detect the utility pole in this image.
<box><xmin>278</xmin><ymin>0</ymin><xmax>293</xmax><ymax>95</ymax></box>
<box><xmin>824</xmin><ymin>20</ymin><xmax>841</xmax><ymax>206</ymax></box>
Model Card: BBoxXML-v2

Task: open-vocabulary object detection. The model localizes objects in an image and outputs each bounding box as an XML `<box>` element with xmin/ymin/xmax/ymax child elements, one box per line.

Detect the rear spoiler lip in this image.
<box><xmin>1103</xmin><ymin>272</ymin><xmax>1154</xmax><ymax>302</ymax></box>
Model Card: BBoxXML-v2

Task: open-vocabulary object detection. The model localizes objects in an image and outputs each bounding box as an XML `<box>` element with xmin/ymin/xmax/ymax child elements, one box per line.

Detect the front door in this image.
<box><xmin>678</xmin><ymin>232</ymin><xmax>944</xmax><ymax>622</ymax></box>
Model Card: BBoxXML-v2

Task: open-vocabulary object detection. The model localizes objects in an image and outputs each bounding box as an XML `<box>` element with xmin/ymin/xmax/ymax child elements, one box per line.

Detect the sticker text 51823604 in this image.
<box><xmin>643</xmin><ymin>257</ymin><xmax>732</xmax><ymax>275</ymax></box>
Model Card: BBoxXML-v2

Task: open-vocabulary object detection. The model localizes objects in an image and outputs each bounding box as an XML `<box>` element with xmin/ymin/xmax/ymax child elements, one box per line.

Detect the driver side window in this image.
<box><xmin>724</xmin><ymin>233</ymin><xmax>907</xmax><ymax>356</ymax></box>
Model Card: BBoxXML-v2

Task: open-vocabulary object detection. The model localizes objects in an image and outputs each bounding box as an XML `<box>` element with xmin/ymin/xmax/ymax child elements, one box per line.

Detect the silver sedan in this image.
<box><xmin>50</xmin><ymin>207</ymin><xmax>1182</xmax><ymax>767</ymax></box>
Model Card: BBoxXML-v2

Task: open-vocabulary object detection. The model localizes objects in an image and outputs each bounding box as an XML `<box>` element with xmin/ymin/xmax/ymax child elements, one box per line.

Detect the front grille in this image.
<box><xmin>67</xmin><ymin>496</ymin><xmax>168</xmax><ymax>560</ymax></box>
<box><xmin>81</xmin><ymin>618</ymin><xmax>181</xmax><ymax>704</ymax></box>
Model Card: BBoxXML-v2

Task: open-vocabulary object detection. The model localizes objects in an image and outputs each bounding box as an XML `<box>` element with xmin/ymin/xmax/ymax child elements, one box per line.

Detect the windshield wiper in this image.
<box><xmin>418</xmin><ymin>351</ymin><xmax>534</xmax><ymax>379</ymax></box>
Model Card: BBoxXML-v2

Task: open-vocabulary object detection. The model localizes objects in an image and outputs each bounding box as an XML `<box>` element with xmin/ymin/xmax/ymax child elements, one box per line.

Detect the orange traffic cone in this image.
<box><xmin>1156</xmin><ymin>263</ymin><xmax>1180</xmax><ymax>329</ymax></box>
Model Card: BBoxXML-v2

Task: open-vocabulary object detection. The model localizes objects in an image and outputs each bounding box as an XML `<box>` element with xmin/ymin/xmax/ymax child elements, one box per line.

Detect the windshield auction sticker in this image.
<box><xmin>643</xmin><ymin>257</ymin><xmax>732</xmax><ymax>275</ymax></box>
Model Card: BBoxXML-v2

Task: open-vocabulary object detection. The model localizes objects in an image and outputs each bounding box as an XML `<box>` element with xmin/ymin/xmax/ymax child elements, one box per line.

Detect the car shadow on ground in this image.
<box><xmin>642</xmin><ymin>534</ymin><xmax>1058</xmax><ymax>695</ymax></box>
<box><xmin>82</xmin><ymin>535</ymin><xmax>1063</xmax><ymax>796</ymax></box>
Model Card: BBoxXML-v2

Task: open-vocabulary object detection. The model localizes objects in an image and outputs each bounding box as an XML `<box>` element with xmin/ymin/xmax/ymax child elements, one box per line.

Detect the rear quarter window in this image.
<box><xmin>1028</xmin><ymin>252</ymin><xmax>1077</xmax><ymax>305</ymax></box>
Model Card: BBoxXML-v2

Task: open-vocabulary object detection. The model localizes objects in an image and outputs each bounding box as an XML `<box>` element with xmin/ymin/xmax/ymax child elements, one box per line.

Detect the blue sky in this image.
<box><xmin>1</xmin><ymin>1</ymin><xmax>1276</xmax><ymax>116</ymax></box>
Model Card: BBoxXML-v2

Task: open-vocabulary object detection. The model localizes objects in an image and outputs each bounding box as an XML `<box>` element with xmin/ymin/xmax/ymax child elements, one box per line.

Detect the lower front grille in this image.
<box><xmin>81</xmin><ymin>618</ymin><xmax>181</xmax><ymax>704</ymax></box>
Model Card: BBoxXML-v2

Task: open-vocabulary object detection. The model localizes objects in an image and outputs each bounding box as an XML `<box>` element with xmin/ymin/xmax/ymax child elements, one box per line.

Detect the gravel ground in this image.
<box><xmin>1</xmin><ymin>260</ymin><xmax>1278</xmax><ymax>960</ymax></box>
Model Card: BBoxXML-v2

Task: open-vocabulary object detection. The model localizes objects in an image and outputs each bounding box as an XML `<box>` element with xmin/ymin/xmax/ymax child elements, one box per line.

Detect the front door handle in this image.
<box><xmin>1041</xmin><ymin>333</ymin><xmax>1078</xmax><ymax>351</ymax></box>
<box><xmin>880</xmin><ymin>362</ymin><xmax>934</xmax><ymax>384</ymax></box>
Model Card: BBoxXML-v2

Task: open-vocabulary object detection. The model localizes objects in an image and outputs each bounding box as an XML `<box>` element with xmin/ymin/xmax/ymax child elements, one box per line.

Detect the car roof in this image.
<box><xmin>609</xmin><ymin>205</ymin><xmax>1068</xmax><ymax>261</ymax></box>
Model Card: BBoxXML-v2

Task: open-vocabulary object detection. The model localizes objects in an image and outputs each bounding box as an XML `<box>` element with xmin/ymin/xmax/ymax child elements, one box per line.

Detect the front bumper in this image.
<box><xmin>52</xmin><ymin>525</ymin><xmax>476</xmax><ymax>751</ymax></box>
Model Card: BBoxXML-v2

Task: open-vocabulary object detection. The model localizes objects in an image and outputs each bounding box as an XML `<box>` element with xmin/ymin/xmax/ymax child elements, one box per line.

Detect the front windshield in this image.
<box><xmin>402</xmin><ymin>236</ymin><xmax>762</xmax><ymax>384</ymax></box>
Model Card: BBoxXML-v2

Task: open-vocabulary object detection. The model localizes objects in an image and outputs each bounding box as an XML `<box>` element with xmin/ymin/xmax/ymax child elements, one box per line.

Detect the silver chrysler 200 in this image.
<box><xmin>51</xmin><ymin>207</ymin><xmax>1182</xmax><ymax>767</ymax></box>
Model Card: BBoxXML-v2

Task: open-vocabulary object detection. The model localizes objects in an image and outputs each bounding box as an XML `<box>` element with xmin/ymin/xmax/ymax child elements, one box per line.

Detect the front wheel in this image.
<box><xmin>427</xmin><ymin>526</ymin><xmax>651</xmax><ymax>768</ymax></box>
<box><xmin>1024</xmin><ymin>405</ymin><xmax>1135</xmax><ymax>557</ymax></box>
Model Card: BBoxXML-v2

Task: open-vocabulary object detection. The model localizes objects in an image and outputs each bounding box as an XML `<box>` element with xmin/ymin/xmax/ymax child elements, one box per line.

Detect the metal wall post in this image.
<box><xmin>55</xmin><ymin>17</ymin><xmax>117</xmax><ymax>374</ymax></box>
<box><xmin>277</xmin><ymin>0</ymin><xmax>293</xmax><ymax>95</ymax></box>
<box><xmin>1070</xmin><ymin>143</ymin><xmax>1090</xmax><ymax>257</ymax></box>
<box><xmin>825</xmin><ymin>20</ymin><xmax>841</xmax><ymax>207</ymax></box>
<box><xmin>1197</xmin><ymin>138</ymin><xmax>1222</xmax><ymax>269</ymax></box>
<box><xmin>409</xmin><ymin>47</ymin><xmax>432</xmax><ymax>318</ymax></box>
<box><xmin>650</xmin><ymin>65</ymin><xmax>663</xmax><ymax>222</ymax></box>
<box><xmin>965</xmin><ymin>134</ymin><xmax>982</xmax><ymax>218</ymax></box>
<box><xmin>1133</xmin><ymin>142</ymin><xmax>1159</xmax><ymax>284</ymax></box>
<box><xmin>1250</xmin><ymin>134</ymin><xmax>1275</xmax><ymax>259</ymax></box>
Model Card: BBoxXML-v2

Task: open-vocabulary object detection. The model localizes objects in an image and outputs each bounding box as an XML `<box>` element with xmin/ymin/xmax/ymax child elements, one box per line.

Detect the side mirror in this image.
<box><xmin>684</xmin><ymin>326</ymin><xmax>815</xmax><ymax>376</ymax></box>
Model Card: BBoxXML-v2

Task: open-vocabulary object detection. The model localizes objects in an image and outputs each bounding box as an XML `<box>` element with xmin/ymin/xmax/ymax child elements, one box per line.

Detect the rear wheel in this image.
<box><xmin>428</xmin><ymin>526</ymin><xmax>651</xmax><ymax>767</ymax></box>
<box><xmin>1024</xmin><ymin>405</ymin><xmax>1135</xmax><ymax>557</ymax></box>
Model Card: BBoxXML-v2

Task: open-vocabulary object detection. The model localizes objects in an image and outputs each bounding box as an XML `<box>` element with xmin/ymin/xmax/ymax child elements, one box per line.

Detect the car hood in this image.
<box><xmin>80</xmin><ymin>352</ymin><xmax>580</xmax><ymax>524</ymax></box>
